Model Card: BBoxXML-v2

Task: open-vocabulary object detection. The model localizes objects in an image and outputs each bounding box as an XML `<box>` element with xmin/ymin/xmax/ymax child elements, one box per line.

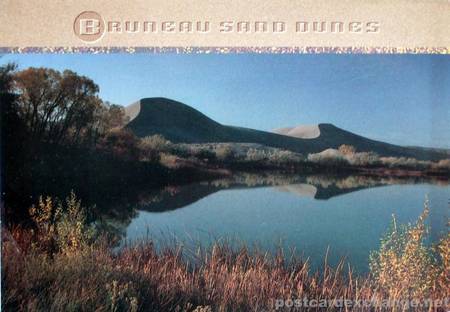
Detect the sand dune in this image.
<box><xmin>272</xmin><ymin>125</ymin><xmax>321</xmax><ymax>139</ymax></box>
<box><xmin>124</xmin><ymin>101</ymin><xmax>141</xmax><ymax>122</ymax></box>
<box><xmin>124</xmin><ymin>98</ymin><xmax>449</xmax><ymax>161</ymax></box>
<box><xmin>275</xmin><ymin>184</ymin><xmax>318</xmax><ymax>197</ymax></box>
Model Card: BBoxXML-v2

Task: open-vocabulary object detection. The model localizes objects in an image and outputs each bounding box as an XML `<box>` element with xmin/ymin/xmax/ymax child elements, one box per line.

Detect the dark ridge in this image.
<box><xmin>125</xmin><ymin>97</ymin><xmax>449</xmax><ymax>161</ymax></box>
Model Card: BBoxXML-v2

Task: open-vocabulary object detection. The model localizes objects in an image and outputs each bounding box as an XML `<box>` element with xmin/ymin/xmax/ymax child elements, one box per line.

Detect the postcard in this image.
<box><xmin>1</xmin><ymin>1</ymin><xmax>449</xmax><ymax>311</ymax></box>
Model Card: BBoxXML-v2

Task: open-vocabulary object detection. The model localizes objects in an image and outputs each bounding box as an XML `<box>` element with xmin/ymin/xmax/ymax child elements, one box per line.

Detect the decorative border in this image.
<box><xmin>0</xmin><ymin>47</ymin><xmax>449</xmax><ymax>54</ymax></box>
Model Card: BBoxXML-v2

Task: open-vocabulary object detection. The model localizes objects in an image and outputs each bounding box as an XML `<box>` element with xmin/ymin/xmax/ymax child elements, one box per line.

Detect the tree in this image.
<box><xmin>103</xmin><ymin>102</ymin><xmax>129</xmax><ymax>129</ymax></box>
<box><xmin>1</xmin><ymin>63</ymin><xmax>31</xmax><ymax>218</ymax></box>
<box><xmin>0</xmin><ymin>63</ymin><xmax>21</xmax><ymax>140</ymax></box>
<box><xmin>14</xmin><ymin>67</ymin><xmax>104</xmax><ymax>146</ymax></box>
<box><xmin>1</xmin><ymin>64</ymin><xmax>27</xmax><ymax>165</ymax></box>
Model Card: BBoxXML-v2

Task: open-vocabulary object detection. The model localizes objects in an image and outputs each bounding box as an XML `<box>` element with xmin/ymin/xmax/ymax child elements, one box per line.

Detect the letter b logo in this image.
<box><xmin>79</xmin><ymin>19</ymin><xmax>100</xmax><ymax>35</ymax></box>
<box><xmin>74</xmin><ymin>11</ymin><xmax>105</xmax><ymax>42</ymax></box>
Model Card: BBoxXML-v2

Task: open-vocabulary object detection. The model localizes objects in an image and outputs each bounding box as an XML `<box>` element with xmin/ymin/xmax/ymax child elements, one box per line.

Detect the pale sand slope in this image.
<box><xmin>124</xmin><ymin>100</ymin><xmax>141</xmax><ymax>122</ymax></box>
<box><xmin>275</xmin><ymin>184</ymin><xmax>318</xmax><ymax>197</ymax></box>
<box><xmin>272</xmin><ymin>125</ymin><xmax>321</xmax><ymax>139</ymax></box>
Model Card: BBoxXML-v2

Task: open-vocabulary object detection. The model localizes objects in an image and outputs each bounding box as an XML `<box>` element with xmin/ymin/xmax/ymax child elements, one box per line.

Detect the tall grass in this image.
<box><xmin>2</xmin><ymin>194</ymin><xmax>449</xmax><ymax>311</ymax></box>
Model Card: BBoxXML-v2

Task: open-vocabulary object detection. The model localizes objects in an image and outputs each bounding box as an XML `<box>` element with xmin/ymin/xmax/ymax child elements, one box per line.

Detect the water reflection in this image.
<box><xmin>133</xmin><ymin>173</ymin><xmax>449</xmax><ymax>212</ymax></box>
<box><xmin>97</xmin><ymin>173</ymin><xmax>449</xmax><ymax>272</ymax></box>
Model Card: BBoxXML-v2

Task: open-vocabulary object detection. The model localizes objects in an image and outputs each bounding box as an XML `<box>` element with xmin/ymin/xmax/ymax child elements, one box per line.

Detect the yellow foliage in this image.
<box><xmin>28</xmin><ymin>191</ymin><xmax>95</xmax><ymax>255</ymax></box>
<box><xmin>369</xmin><ymin>199</ymin><xmax>445</xmax><ymax>299</ymax></box>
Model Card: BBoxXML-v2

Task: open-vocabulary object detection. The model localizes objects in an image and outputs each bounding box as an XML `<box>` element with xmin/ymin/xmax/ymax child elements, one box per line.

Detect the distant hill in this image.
<box><xmin>125</xmin><ymin>97</ymin><xmax>449</xmax><ymax>161</ymax></box>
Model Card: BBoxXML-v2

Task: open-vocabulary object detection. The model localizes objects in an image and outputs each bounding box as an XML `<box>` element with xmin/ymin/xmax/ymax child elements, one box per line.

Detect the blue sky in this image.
<box><xmin>1</xmin><ymin>53</ymin><xmax>449</xmax><ymax>148</ymax></box>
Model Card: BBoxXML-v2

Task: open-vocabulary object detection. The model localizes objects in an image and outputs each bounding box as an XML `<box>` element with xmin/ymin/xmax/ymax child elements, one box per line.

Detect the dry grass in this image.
<box><xmin>2</xmin><ymin>194</ymin><xmax>449</xmax><ymax>311</ymax></box>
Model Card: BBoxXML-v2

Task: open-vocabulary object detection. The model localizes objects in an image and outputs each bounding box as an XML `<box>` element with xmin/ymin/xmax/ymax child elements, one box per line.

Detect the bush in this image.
<box><xmin>268</xmin><ymin>150</ymin><xmax>304</xmax><ymax>164</ymax></box>
<box><xmin>194</xmin><ymin>148</ymin><xmax>217</xmax><ymax>162</ymax></box>
<box><xmin>338</xmin><ymin>144</ymin><xmax>356</xmax><ymax>155</ymax></box>
<box><xmin>138</xmin><ymin>135</ymin><xmax>171</xmax><ymax>162</ymax></box>
<box><xmin>433</xmin><ymin>221</ymin><xmax>449</xmax><ymax>293</ymax></box>
<box><xmin>380</xmin><ymin>157</ymin><xmax>432</xmax><ymax>170</ymax></box>
<box><xmin>140</xmin><ymin>135</ymin><xmax>171</xmax><ymax>152</ymax></box>
<box><xmin>98</xmin><ymin>128</ymin><xmax>140</xmax><ymax>161</ymax></box>
<box><xmin>434</xmin><ymin>159</ymin><xmax>450</xmax><ymax>170</ymax></box>
<box><xmin>28</xmin><ymin>191</ymin><xmax>95</xmax><ymax>255</ymax></box>
<box><xmin>309</xmin><ymin>148</ymin><xmax>379</xmax><ymax>167</ymax></box>
<box><xmin>308</xmin><ymin>148</ymin><xmax>446</xmax><ymax>170</ymax></box>
<box><xmin>138</xmin><ymin>144</ymin><xmax>160</xmax><ymax>162</ymax></box>
<box><xmin>369</xmin><ymin>200</ymin><xmax>435</xmax><ymax>298</ymax></box>
<box><xmin>215</xmin><ymin>145</ymin><xmax>236</xmax><ymax>162</ymax></box>
<box><xmin>245</xmin><ymin>148</ymin><xmax>269</xmax><ymax>162</ymax></box>
<box><xmin>345</xmin><ymin>151</ymin><xmax>380</xmax><ymax>166</ymax></box>
<box><xmin>169</xmin><ymin>144</ymin><xmax>192</xmax><ymax>158</ymax></box>
<box><xmin>307</xmin><ymin>149</ymin><xmax>349</xmax><ymax>166</ymax></box>
<box><xmin>245</xmin><ymin>149</ymin><xmax>305</xmax><ymax>165</ymax></box>
<box><xmin>4</xmin><ymin>198</ymin><xmax>449</xmax><ymax>310</ymax></box>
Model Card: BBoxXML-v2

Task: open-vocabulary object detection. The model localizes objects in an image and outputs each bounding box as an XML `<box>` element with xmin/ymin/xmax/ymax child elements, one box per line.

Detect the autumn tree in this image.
<box><xmin>2</xmin><ymin>65</ymin><xmax>139</xmax><ymax>219</ymax></box>
<box><xmin>0</xmin><ymin>63</ymin><xmax>20</xmax><ymax>137</ymax></box>
<box><xmin>103</xmin><ymin>101</ymin><xmax>129</xmax><ymax>129</ymax></box>
<box><xmin>13</xmin><ymin>67</ymin><xmax>104</xmax><ymax>146</ymax></box>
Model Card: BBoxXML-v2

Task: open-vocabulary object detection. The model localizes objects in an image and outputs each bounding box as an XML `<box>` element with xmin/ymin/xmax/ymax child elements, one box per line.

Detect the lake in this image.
<box><xmin>120</xmin><ymin>173</ymin><xmax>449</xmax><ymax>273</ymax></box>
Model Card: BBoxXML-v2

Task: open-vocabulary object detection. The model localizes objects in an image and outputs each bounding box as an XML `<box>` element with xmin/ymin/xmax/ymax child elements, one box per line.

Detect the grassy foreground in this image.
<box><xmin>2</xmin><ymin>194</ymin><xmax>449</xmax><ymax>311</ymax></box>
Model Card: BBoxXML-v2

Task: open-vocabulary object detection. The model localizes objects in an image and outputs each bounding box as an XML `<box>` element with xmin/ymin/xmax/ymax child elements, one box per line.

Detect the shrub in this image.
<box><xmin>338</xmin><ymin>144</ymin><xmax>356</xmax><ymax>155</ymax></box>
<box><xmin>4</xmin><ymin>198</ymin><xmax>449</xmax><ymax>310</ymax></box>
<box><xmin>169</xmin><ymin>144</ymin><xmax>191</xmax><ymax>158</ymax></box>
<box><xmin>433</xmin><ymin>220</ymin><xmax>449</xmax><ymax>293</ymax></box>
<box><xmin>245</xmin><ymin>148</ymin><xmax>269</xmax><ymax>162</ymax></box>
<box><xmin>29</xmin><ymin>191</ymin><xmax>95</xmax><ymax>255</ymax></box>
<box><xmin>194</xmin><ymin>148</ymin><xmax>217</xmax><ymax>162</ymax></box>
<box><xmin>307</xmin><ymin>149</ymin><xmax>349</xmax><ymax>166</ymax></box>
<box><xmin>244</xmin><ymin>148</ymin><xmax>294</xmax><ymax>163</ymax></box>
<box><xmin>268</xmin><ymin>150</ymin><xmax>304</xmax><ymax>164</ymax></box>
<box><xmin>138</xmin><ymin>144</ymin><xmax>160</xmax><ymax>162</ymax></box>
<box><xmin>98</xmin><ymin>128</ymin><xmax>140</xmax><ymax>161</ymax></box>
<box><xmin>28</xmin><ymin>196</ymin><xmax>60</xmax><ymax>253</ymax></box>
<box><xmin>105</xmin><ymin>280</ymin><xmax>139</xmax><ymax>312</ymax></box>
<box><xmin>215</xmin><ymin>145</ymin><xmax>236</xmax><ymax>162</ymax></box>
<box><xmin>308</xmin><ymin>148</ymin><xmax>442</xmax><ymax>169</ymax></box>
<box><xmin>380</xmin><ymin>157</ymin><xmax>432</xmax><ymax>170</ymax></box>
<box><xmin>138</xmin><ymin>135</ymin><xmax>171</xmax><ymax>162</ymax></box>
<box><xmin>434</xmin><ymin>159</ymin><xmax>450</xmax><ymax>170</ymax></box>
<box><xmin>345</xmin><ymin>151</ymin><xmax>380</xmax><ymax>166</ymax></box>
<box><xmin>140</xmin><ymin>135</ymin><xmax>171</xmax><ymax>152</ymax></box>
<box><xmin>55</xmin><ymin>192</ymin><xmax>96</xmax><ymax>254</ymax></box>
<box><xmin>369</xmin><ymin>200</ymin><xmax>435</xmax><ymax>298</ymax></box>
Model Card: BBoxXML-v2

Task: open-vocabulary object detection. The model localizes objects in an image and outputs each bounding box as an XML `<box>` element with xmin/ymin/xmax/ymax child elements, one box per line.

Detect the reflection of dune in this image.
<box><xmin>276</xmin><ymin>184</ymin><xmax>317</xmax><ymax>197</ymax></box>
<box><xmin>306</xmin><ymin>175</ymin><xmax>380</xmax><ymax>189</ymax></box>
<box><xmin>136</xmin><ymin>173</ymin><xmax>449</xmax><ymax>212</ymax></box>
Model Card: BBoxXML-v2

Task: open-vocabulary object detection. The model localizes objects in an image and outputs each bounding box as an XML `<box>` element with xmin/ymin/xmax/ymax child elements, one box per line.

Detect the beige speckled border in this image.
<box><xmin>1</xmin><ymin>47</ymin><xmax>449</xmax><ymax>54</ymax></box>
<box><xmin>1</xmin><ymin>0</ymin><xmax>449</xmax><ymax>54</ymax></box>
